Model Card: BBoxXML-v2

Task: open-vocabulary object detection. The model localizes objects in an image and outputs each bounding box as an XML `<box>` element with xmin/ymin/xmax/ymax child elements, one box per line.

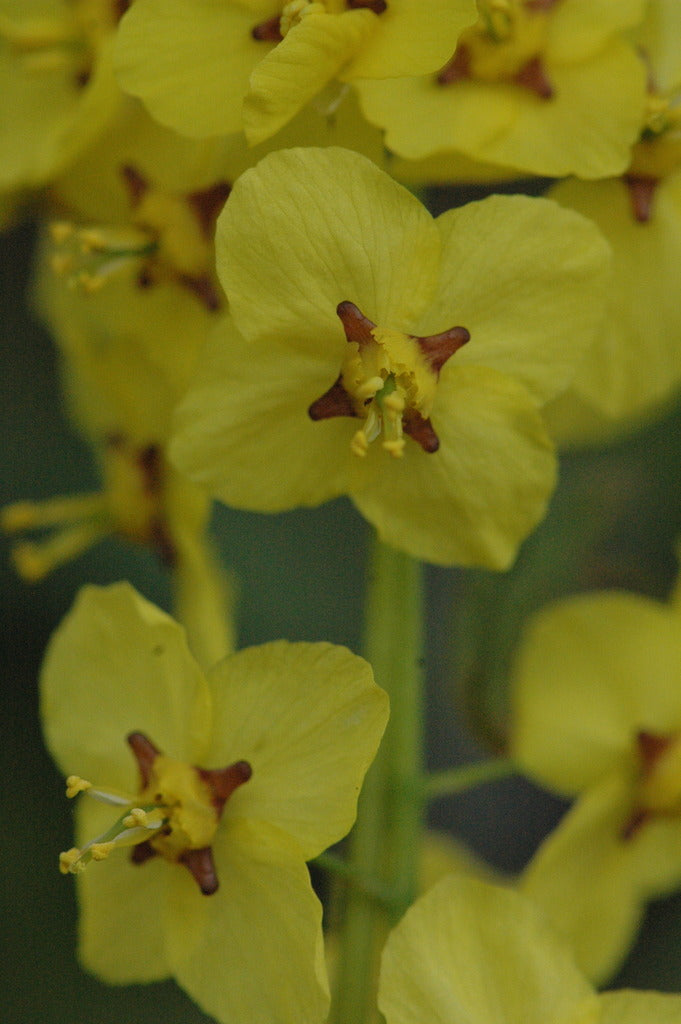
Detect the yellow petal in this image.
<box><xmin>521</xmin><ymin>774</ymin><xmax>645</xmax><ymax>984</ymax></box>
<box><xmin>115</xmin><ymin>0</ymin><xmax>263</xmax><ymax>138</ymax></box>
<box><xmin>634</xmin><ymin>0</ymin><xmax>681</xmax><ymax>92</ymax></box>
<box><xmin>598</xmin><ymin>989</ymin><xmax>681</xmax><ymax>1023</ymax></box>
<box><xmin>342</xmin><ymin>0</ymin><xmax>477</xmax><ymax>79</ymax></box>
<box><xmin>511</xmin><ymin>591</ymin><xmax>681</xmax><ymax>795</ymax></box>
<box><xmin>421</xmin><ymin>193</ymin><xmax>611</xmax><ymax>407</ymax></box>
<box><xmin>548</xmin><ymin>0</ymin><xmax>647</xmax><ymax>64</ymax></box>
<box><xmin>165</xmin><ymin>818</ymin><xmax>329</xmax><ymax>1024</ymax></box>
<box><xmin>216</xmin><ymin>147</ymin><xmax>441</xmax><ymax>347</ymax></box>
<box><xmin>243</xmin><ymin>10</ymin><xmax>375</xmax><ymax>145</ymax></box>
<box><xmin>547</xmin><ymin>173</ymin><xmax>681</xmax><ymax>424</ymax></box>
<box><xmin>350</xmin><ymin>364</ymin><xmax>556</xmax><ymax>569</ymax></box>
<box><xmin>40</xmin><ymin>582</ymin><xmax>212</xmax><ymax>787</ymax></box>
<box><xmin>75</xmin><ymin>800</ymin><xmax>171</xmax><ymax>983</ymax></box>
<box><xmin>378</xmin><ymin>876</ymin><xmax>593</xmax><ymax>1024</ymax></box>
<box><xmin>206</xmin><ymin>640</ymin><xmax>388</xmax><ymax>858</ymax></box>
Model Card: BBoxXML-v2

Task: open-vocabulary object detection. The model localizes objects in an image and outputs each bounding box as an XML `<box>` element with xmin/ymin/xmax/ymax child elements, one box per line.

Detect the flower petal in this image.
<box><xmin>40</xmin><ymin>582</ymin><xmax>212</xmax><ymax>787</ymax></box>
<box><xmin>420</xmin><ymin>193</ymin><xmax>611</xmax><ymax>407</ymax></box>
<box><xmin>547</xmin><ymin>0</ymin><xmax>647</xmax><ymax>64</ymax></box>
<box><xmin>521</xmin><ymin>773</ymin><xmax>645</xmax><ymax>984</ymax></box>
<box><xmin>205</xmin><ymin>640</ymin><xmax>388</xmax><ymax>857</ymax></box>
<box><xmin>511</xmin><ymin>591</ymin><xmax>681</xmax><ymax>795</ymax></box>
<box><xmin>74</xmin><ymin>800</ymin><xmax>172</xmax><ymax>983</ymax></box>
<box><xmin>598</xmin><ymin>989</ymin><xmax>681</xmax><ymax>1023</ymax></box>
<box><xmin>342</xmin><ymin>0</ymin><xmax>477</xmax><ymax>79</ymax></box>
<box><xmin>243</xmin><ymin>10</ymin><xmax>376</xmax><ymax>145</ymax></box>
<box><xmin>169</xmin><ymin>314</ymin><xmax>353</xmax><ymax>511</ymax></box>
<box><xmin>115</xmin><ymin>0</ymin><xmax>267</xmax><ymax>138</ymax></box>
<box><xmin>378</xmin><ymin>875</ymin><xmax>592</xmax><ymax>1024</ymax></box>
<box><xmin>165</xmin><ymin>817</ymin><xmax>329</xmax><ymax>1024</ymax></box>
<box><xmin>216</xmin><ymin>147</ymin><xmax>441</xmax><ymax>347</ymax></box>
<box><xmin>350</xmin><ymin>364</ymin><xmax>556</xmax><ymax>568</ymax></box>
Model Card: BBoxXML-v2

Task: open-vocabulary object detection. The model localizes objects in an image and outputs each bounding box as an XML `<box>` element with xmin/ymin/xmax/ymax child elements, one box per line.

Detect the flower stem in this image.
<box><xmin>421</xmin><ymin>758</ymin><xmax>516</xmax><ymax>803</ymax></box>
<box><xmin>329</xmin><ymin>538</ymin><xmax>424</xmax><ymax>1024</ymax></box>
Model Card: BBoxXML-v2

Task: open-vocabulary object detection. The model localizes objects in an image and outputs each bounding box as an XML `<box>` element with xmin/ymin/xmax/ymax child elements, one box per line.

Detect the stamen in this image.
<box><xmin>180</xmin><ymin>846</ymin><xmax>220</xmax><ymax>895</ymax></box>
<box><xmin>514</xmin><ymin>54</ymin><xmax>553</xmax><ymax>99</ymax></box>
<box><xmin>127</xmin><ymin>732</ymin><xmax>161</xmax><ymax>788</ymax></box>
<box><xmin>1</xmin><ymin>493</ymin><xmax>107</xmax><ymax>532</ymax></box>
<box><xmin>10</xmin><ymin>521</ymin><xmax>108</xmax><ymax>582</ymax></box>
<box><xmin>624</xmin><ymin>175</ymin><xmax>658</xmax><ymax>223</ymax></box>
<box><xmin>197</xmin><ymin>761</ymin><xmax>253</xmax><ymax>815</ymax></box>
<box><xmin>66</xmin><ymin>776</ymin><xmax>92</xmax><ymax>798</ymax></box>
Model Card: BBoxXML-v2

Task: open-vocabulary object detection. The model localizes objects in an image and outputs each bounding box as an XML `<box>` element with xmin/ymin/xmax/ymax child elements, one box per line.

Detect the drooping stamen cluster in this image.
<box><xmin>252</xmin><ymin>0</ymin><xmax>387</xmax><ymax>43</ymax></box>
<box><xmin>308</xmin><ymin>301</ymin><xmax>469</xmax><ymax>458</ymax></box>
<box><xmin>49</xmin><ymin>166</ymin><xmax>230</xmax><ymax>309</ymax></box>
<box><xmin>1</xmin><ymin>436</ymin><xmax>175</xmax><ymax>581</ymax></box>
<box><xmin>621</xmin><ymin>730</ymin><xmax>681</xmax><ymax>840</ymax></box>
<box><xmin>437</xmin><ymin>0</ymin><xmax>558</xmax><ymax>100</ymax></box>
<box><xmin>60</xmin><ymin>731</ymin><xmax>252</xmax><ymax>895</ymax></box>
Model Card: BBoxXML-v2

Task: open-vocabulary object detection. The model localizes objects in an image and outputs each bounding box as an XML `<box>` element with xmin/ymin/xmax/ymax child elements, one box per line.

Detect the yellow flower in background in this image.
<box><xmin>354</xmin><ymin>0</ymin><xmax>648</xmax><ymax>179</ymax></box>
<box><xmin>542</xmin><ymin>0</ymin><xmax>681</xmax><ymax>448</ymax></box>
<box><xmin>114</xmin><ymin>0</ymin><xmax>476</xmax><ymax>145</ymax></box>
<box><xmin>0</xmin><ymin>0</ymin><xmax>123</xmax><ymax>196</ymax></box>
<box><xmin>378</xmin><ymin>874</ymin><xmax>681</xmax><ymax>1024</ymax></box>
<box><xmin>511</xmin><ymin>588</ymin><xmax>681</xmax><ymax>982</ymax></box>
<box><xmin>171</xmin><ymin>146</ymin><xmax>610</xmax><ymax>569</ymax></box>
<box><xmin>41</xmin><ymin>582</ymin><xmax>388</xmax><ymax>1024</ymax></box>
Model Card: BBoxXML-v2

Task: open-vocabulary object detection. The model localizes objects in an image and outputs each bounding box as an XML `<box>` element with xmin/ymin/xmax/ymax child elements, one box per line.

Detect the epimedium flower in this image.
<box><xmin>41</xmin><ymin>581</ymin><xmax>389</xmax><ymax>1024</ymax></box>
<box><xmin>541</xmin><ymin>0</ymin><xmax>681</xmax><ymax>447</ymax></box>
<box><xmin>113</xmin><ymin>0</ymin><xmax>477</xmax><ymax>146</ymax></box>
<box><xmin>511</xmin><ymin>587</ymin><xmax>681</xmax><ymax>982</ymax></box>
<box><xmin>378</xmin><ymin>874</ymin><xmax>681</xmax><ymax>1024</ymax></box>
<box><xmin>354</xmin><ymin>0</ymin><xmax>648</xmax><ymax>179</ymax></box>
<box><xmin>170</xmin><ymin>146</ymin><xmax>610</xmax><ymax>569</ymax></box>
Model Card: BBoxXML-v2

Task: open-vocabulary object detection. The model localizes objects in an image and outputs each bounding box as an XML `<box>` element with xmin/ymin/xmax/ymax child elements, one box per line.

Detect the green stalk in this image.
<box><xmin>329</xmin><ymin>538</ymin><xmax>424</xmax><ymax>1024</ymax></box>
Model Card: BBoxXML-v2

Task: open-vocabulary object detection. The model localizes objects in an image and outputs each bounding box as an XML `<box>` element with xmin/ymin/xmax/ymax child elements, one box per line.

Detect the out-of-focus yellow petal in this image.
<box><xmin>521</xmin><ymin>774</ymin><xmax>645</xmax><ymax>984</ymax></box>
<box><xmin>40</xmin><ymin>582</ymin><xmax>212</xmax><ymax>786</ymax></box>
<box><xmin>511</xmin><ymin>591</ymin><xmax>681</xmax><ymax>795</ymax></box>
<box><xmin>165</xmin><ymin>817</ymin><xmax>329</xmax><ymax>1024</ymax></box>
<box><xmin>548</xmin><ymin>0</ymin><xmax>647</xmax><ymax>64</ymax></box>
<box><xmin>378</xmin><ymin>875</ymin><xmax>593</xmax><ymax>1024</ymax></box>
<box><xmin>115</xmin><ymin>0</ymin><xmax>266</xmax><ymax>138</ymax></box>
<box><xmin>206</xmin><ymin>640</ymin><xmax>388</xmax><ymax>858</ymax></box>
<box><xmin>598</xmin><ymin>989</ymin><xmax>681</xmax><ymax>1023</ymax></box>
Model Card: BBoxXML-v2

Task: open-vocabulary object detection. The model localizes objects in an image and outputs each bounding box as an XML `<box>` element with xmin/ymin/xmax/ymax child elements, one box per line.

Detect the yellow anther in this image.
<box><xmin>350</xmin><ymin>430</ymin><xmax>369</xmax><ymax>458</ymax></box>
<box><xmin>49</xmin><ymin>221</ymin><xmax>75</xmax><ymax>244</ymax></box>
<box><xmin>383</xmin><ymin>438</ymin><xmax>406</xmax><ymax>457</ymax></box>
<box><xmin>90</xmin><ymin>841</ymin><xmax>115</xmax><ymax>861</ymax></box>
<box><xmin>74</xmin><ymin>270</ymin><xmax>106</xmax><ymax>294</ymax></box>
<box><xmin>59</xmin><ymin>847</ymin><xmax>83</xmax><ymax>874</ymax></box>
<box><xmin>66</xmin><ymin>775</ymin><xmax>92</xmax><ymax>798</ymax></box>
<box><xmin>50</xmin><ymin>253</ymin><xmax>75</xmax><ymax>277</ymax></box>
<box><xmin>123</xmin><ymin>807</ymin><xmax>154</xmax><ymax>829</ymax></box>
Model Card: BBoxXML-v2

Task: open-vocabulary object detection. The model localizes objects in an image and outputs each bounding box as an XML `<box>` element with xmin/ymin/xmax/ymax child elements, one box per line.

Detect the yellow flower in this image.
<box><xmin>0</xmin><ymin>0</ymin><xmax>123</xmax><ymax>194</ymax></box>
<box><xmin>354</xmin><ymin>0</ymin><xmax>648</xmax><ymax>179</ymax></box>
<box><xmin>511</xmin><ymin>588</ymin><xmax>681</xmax><ymax>981</ymax></box>
<box><xmin>541</xmin><ymin>0</ymin><xmax>681</xmax><ymax>447</ymax></box>
<box><xmin>41</xmin><ymin>581</ymin><xmax>388</xmax><ymax>1024</ymax></box>
<box><xmin>170</xmin><ymin>146</ymin><xmax>610</xmax><ymax>568</ymax></box>
<box><xmin>114</xmin><ymin>0</ymin><xmax>476</xmax><ymax>144</ymax></box>
<box><xmin>378</xmin><ymin>874</ymin><xmax>681</xmax><ymax>1024</ymax></box>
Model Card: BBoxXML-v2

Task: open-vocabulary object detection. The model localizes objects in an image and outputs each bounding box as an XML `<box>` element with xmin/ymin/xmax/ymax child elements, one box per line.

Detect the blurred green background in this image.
<box><xmin>4</xmin><ymin>216</ymin><xmax>681</xmax><ymax>1022</ymax></box>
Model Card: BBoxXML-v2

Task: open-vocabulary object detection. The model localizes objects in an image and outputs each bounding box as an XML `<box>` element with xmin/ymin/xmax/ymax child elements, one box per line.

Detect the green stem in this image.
<box><xmin>421</xmin><ymin>758</ymin><xmax>516</xmax><ymax>803</ymax></box>
<box><xmin>329</xmin><ymin>538</ymin><xmax>424</xmax><ymax>1024</ymax></box>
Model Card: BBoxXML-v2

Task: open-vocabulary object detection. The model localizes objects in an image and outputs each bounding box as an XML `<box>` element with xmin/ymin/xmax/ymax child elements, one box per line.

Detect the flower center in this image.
<box><xmin>308</xmin><ymin>300</ymin><xmax>469</xmax><ymax>458</ymax></box>
<box><xmin>251</xmin><ymin>0</ymin><xmax>386</xmax><ymax>43</ymax></box>
<box><xmin>1</xmin><ymin>437</ymin><xmax>175</xmax><ymax>581</ymax></box>
<box><xmin>624</xmin><ymin>85</ymin><xmax>681</xmax><ymax>222</ymax></box>
<box><xmin>48</xmin><ymin>165</ymin><xmax>229</xmax><ymax>309</ymax></box>
<box><xmin>60</xmin><ymin>732</ymin><xmax>252</xmax><ymax>895</ymax></box>
<box><xmin>436</xmin><ymin>0</ymin><xmax>558</xmax><ymax>100</ymax></box>
<box><xmin>622</xmin><ymin>731</ymin><xmax>681</xmax><ymax>839</ymax></box>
